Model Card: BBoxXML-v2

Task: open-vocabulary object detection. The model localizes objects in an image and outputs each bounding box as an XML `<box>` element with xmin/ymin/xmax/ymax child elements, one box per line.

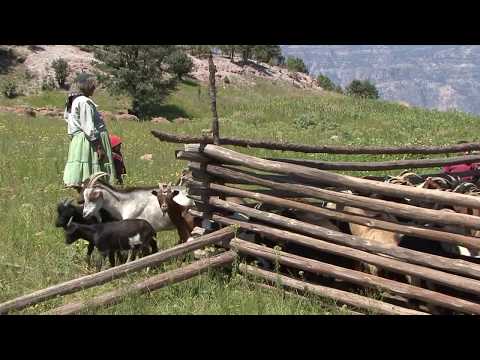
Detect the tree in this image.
<box><xmin>345</xmin><ymin>79</ymin><xmax>380</xmax><ymax>99</ymax></box>
<box><xmin>252</xmin><ymin>45</ymin><xmax>282</xmax><ymax>63</ymax></box>
<box><xmin>93</xmin><ymin>45</ymin><xmax>178</xmax><ymax>119</ymax></box>
<box><xmin>51</xmin><ymin>58</ymin><xmax>70</xmax><ymax>88</ymax></box>
<box><xmin>218</xmin><ymin>45</ymin><xmax>236</xmax><ymax>61</ymax></box>
<box><xmin>184</xmin><ymin>45</ymin><xmax>213</xmax><ymax>58</ymax></box>
<box><xmin>166</xmin><ymin>51</ymin><xmax>193</xmax><ymax>80</ymax></box>
<box><xmin>316</xmin><ymin>74</ymin><xmax>336</xmax><ymax>91</ymax></box>
<box><xmin>237</xmin><ymin>45</ymin><xmax>255</xmax><ymax>64</ymax></box>
<box><xmin>285</xmin><ymin>56</ymin><xmax>309</xmax><ymax>74</ymax></box>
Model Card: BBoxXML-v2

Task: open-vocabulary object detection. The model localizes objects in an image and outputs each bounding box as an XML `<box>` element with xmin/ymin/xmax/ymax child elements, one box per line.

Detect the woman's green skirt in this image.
<box><xmin>63</xmin><ymin>131</ymin><xmax>116</xmax><ymax>187</ymax></box>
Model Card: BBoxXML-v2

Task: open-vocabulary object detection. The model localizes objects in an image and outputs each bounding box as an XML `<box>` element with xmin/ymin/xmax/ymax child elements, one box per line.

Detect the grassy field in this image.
<box><xmin>1</xmin><ymin>77</ymin><xmax>480</xmax><ymax>315</ymax></box>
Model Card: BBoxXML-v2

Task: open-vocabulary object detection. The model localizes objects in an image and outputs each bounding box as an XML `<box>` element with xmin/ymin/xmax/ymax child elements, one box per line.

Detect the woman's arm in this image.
<box><xmin>78</xmin><ymin>100</ymin><xmax>106</xmax><ymax>160</ymax></box>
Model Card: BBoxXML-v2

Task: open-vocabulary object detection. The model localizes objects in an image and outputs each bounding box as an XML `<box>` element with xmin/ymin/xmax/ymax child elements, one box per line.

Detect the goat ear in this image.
<box><xmin>151</xmin><ymin>190</ymin><xmax>158</xmax><ymax>196</ymax></box>
<box><xmin>89</xmin><ymin>190</ymin><xmax>103</xmax><ymax>201</ymax></box>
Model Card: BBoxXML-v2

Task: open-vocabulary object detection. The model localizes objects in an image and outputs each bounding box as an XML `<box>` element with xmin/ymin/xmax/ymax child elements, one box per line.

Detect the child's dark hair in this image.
<box><xmin>65</xmin><ymin>92</ymin><xmax>83</xmax><ymax>113</ymax></box>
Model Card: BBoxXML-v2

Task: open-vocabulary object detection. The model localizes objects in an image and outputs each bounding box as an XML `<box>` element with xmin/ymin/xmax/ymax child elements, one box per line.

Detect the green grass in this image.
<box><xmin>1</xmin><ymin>76</ymin><xmax>480</xmax><ymax>315</ymax></box>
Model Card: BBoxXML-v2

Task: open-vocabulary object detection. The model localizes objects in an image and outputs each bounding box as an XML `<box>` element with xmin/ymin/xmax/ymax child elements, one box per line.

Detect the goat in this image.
<box><xmin>151</xmin><ymin>183</ymin><xmax>197</xmax><ymax>245</ymax></box>
<box><xmin>64</xmin><ymin>217</ymin><xmax>157</xmax><ymax>270</ymax></box>
<box><xmin>55</xmin><ymin>199</ymin><xmax>124</xmax><ymax>264</ymax></box>
<box><xmin>81</xmin><ymin>172</ymin><xmax>194</xmax><ymax>235</ymax></box>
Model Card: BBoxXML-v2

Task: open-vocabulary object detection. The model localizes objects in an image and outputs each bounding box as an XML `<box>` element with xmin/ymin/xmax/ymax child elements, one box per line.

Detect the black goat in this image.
<box><xmin>55</xmin><ymin>199</ymin><xmax>116</xmax><ymax>228</ymax></box>
<box><xmin>64</xmin><ymin>218</ymin><xmax>158</xmax><ymax>270</ymax></box>
<box><xmin>56</xmin><ymin>199</ymin><xmax>119</xmax><ymax>264</ymax></box>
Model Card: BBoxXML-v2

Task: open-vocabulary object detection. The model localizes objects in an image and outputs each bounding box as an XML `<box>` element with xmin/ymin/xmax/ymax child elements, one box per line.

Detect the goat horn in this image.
<box><xmin>67</xmin><ymin>216</ymin><xmax>73</xmax><ymax>227</ymax></box>
<box><xmin>87</xmin><ymin>172</ymin><xmax>108</xmax><ymax>188</ymax></box>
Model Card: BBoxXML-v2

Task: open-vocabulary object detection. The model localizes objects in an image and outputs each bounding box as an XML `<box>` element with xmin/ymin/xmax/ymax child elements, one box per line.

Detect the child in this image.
<box><xmin>109</xmin><ymin>134</ymin><xmax>127</xmax><ymax>185</ymax></box>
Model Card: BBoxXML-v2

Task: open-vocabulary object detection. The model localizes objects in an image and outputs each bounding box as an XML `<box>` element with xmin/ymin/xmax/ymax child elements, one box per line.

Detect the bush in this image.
<box><xmin>51</xmin><ymin>58</ymin><xmax>70</xmax><ymax>88</ymax></box>
<box><xmin>2</xmin><ymin>80</ymin><xmax>18</xmax><ymax>98</ymax></box>
<box><xmin>166</xmin><ymin>51</ymin><xmax>193</xmax><ymax>80</ymax></box>
<box><xmin>345</xmin><ymin>79</ymin><xmax>379</xmax><ymax>99</ymax></box>
<box><xmin>317</xmin><ymin>74</ymin><xmax>336</xmax><ymax>91</ymax></box>
<box><xmin>286</xmin><ymin>56</ymin><xmax>309</xmax><ymax>74</ymax></box>
<box><xmin>294</xmin><ymin>114</ymin><xmax>317</xmax><ymax>129</ymax></box>
<box><xmin>41</xmin><ymin>76</ymin><xmax>57</xmax><ymax>91</ymax></box>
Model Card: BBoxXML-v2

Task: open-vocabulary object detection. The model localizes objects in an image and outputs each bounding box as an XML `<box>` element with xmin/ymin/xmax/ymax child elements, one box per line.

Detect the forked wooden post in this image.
<box><xmin>208</xmin><ymin>52</ymin><xmax>220</xmax><ymax>145</ymax></box>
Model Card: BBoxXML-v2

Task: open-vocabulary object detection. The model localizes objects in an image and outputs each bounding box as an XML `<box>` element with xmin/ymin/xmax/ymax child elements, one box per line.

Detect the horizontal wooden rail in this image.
<box><xmin>268</xmin><ymin>154</ymin><xmax>480</xmax><ymax>171</ymax></box>
<box><xmin>198</xmin><ymin>144</ymin><xmax>480</xmax><ymax>210</ymax></box>
<box><xmin>0</xmin><ymin>227</ymin><xmax>235</xmax><ymax>314</ymax></box>
<box><xmin>231</xmin><ymin>238</ymin><xmax>480</xmax><ymax>314</ymax></box>
<box><xmin>204</xmin><ymin>182</ymin><xmax>480</xmax><ymax>250</ymax></box>
<box><xmin>45</xmin><ymin>251</ymin><xmax>235</xmax><ymax>315</ymax></box>
<box><xmin>152</xmin><ymin>130</ymin><xmax>480</xmax><ymax>155</ymax></box>
<box><xmin>212</xmin><ymin>206</ymin><xmax>480</xmax><ymax>296</ymax></box>
<box><xmin>189</xmin><ymin>161</ymin><xmax>480</xmax><ymax>231</ymax></box>
<box><xmin>238</xmin><ymin>264</ymin><xmax>426</xmax><ymax>315</ymax></box>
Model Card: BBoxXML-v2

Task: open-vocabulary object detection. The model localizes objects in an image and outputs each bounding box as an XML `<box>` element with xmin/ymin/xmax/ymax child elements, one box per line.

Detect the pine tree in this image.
<box><xmin>93</xmin><ymin>45</ymin><xmax>179</xmax><ymax>119</ymax></box>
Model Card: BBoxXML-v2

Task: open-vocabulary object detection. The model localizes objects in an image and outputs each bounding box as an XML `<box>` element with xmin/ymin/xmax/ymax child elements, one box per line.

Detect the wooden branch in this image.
<box><xmin>151</xmin><ymin>130</ymin><xmax>480</xmax><ymax>155</ymax></box>
<box><xmin>193</xmin><ymin>161</ymin><xmax>480</xmax><ymax>231</ymax></box>
<box><xmin>199</xmin><ymin>144</ymin><xmax>480</xmax><ymax>210</ymax></box>
<box><xmin>231</xmin><ymin>238</ymin><xmax>480</xmax><ymax>314</ymax></box>
<box><xmin>44</xmin><ymin>251</ymin><xmax>235</xmax><ymax>315</ymax></box>
<box><xmin>208</xmin><ymin>53</ymin><xmax>220</xmax><ymax>145</ymax></box>
<box><xmin>207</xmin><ymin>183</ymin><xmax>480</xmax><ymax>251</ymax></box>
<box><xmin>267</xmin><ymin>154</ymin><xmax>480</xmax><ymax>171</ymax></box>
<box><xmin>0</xmin><ymin>227</ymin><xmax>235</xmax><ymax>315</ymax></box>
<box><xmin>244</xmin><ymin>279</ymin><xmax>351</xmax><ymax>312</ymax></box>
<box><xmin>238</xmin><ymin>264</ymin><xmax>425</xmax><ymax>315</ymax></box>
<box><xmin>214</xmin><ymin>214</ymin><xmax>480</xmax><ymax>280</ymax></box>
<box><xmin>363</xmin><ymin>170</ymin><xmax>480</xmax><ymax>182</ymax></box>
<box><xmin>211</xmin><ymin>203</ymin><xmax>480</xmax><ymax>296</ymax></box>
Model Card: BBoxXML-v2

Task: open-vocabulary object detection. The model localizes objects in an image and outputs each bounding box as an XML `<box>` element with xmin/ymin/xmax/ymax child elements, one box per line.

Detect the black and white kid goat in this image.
<box><xmin>64</xmin><ymin>217</ymin><xmax>158</xmax><ymax>270</ymax></box>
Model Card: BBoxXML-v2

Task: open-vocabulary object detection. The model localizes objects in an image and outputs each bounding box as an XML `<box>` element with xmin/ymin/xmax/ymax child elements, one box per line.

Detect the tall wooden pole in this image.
<box><xmin>208</xmin><ymin>52</ymin><xmax>220</xmax><ymax>145</ymax></box>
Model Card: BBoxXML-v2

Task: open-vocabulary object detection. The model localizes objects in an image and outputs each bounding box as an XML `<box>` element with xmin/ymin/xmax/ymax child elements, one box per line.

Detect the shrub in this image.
<box><xmin>294</xmin><ymin>114</ymin><xmax>317</xmax><ymax>129</ymax></box>
<box><xmin>345</xmin><ymin>79</ymin><xmax>379</xmax><ymax>99</ymax></box>
<box><xmin>41</xmin><ymin>76</ymin><xmax>57</xmax><ymax>91</ymax></box>
<box><xmin>286</xmin><ymin>56</ymin><xmax>309</xmax><ymax>74</ymax></box>
<box><xmin>2</xmin><ymin>80</ymin><xmax>18</xmax><ymax>98</ymax></box>
<box><xmin>317</xmin><ymin>74</ymin><xmax>336</xmax><ymax>91</ymax></box>
<box><xmin>51</xmin><ymin>58</ymin><xmax>70</xmax><ymax>88</ymax></box>
<box><xmin>166</xmin><ymin>51</ymin><xmax>193</xmax><ymax>80</ymax></box>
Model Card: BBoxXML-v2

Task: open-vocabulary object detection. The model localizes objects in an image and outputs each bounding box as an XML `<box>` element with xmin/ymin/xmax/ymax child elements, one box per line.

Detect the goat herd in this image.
<box><xmin>54</xmin><ymin>169</ymin><xmax>480</xmax><ymax>313</ymax></box>
<box><xmin>55</xmin><ymin>172</ymin><xmax>197</xmax><ymax>270</ymax></box>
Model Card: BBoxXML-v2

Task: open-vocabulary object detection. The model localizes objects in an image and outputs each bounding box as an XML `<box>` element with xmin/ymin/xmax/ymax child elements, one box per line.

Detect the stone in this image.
<box><xmin>151</xmin><ymin>116</ymin><xmax>170</xmax><ymax>124</ymax></box>
<box><xmin>140</xmin><ymin>154</ymin><xmax>153</xmax><ymax>161</ymax></box>
<box><xmin>116</xmin><ymin>114</ymin><xmax>139</xmax><ymax>122</ymax></box>
<box><xmin>173</xmin><ymin>117</ymin><xmax>189</xmax><ymax>124</ymax></box>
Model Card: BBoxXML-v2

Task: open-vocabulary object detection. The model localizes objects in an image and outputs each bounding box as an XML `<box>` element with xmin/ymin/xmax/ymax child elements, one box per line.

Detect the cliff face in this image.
<box><xmin>281</xmin><ymin>45</ymin><xmax>480</xmax><ymax>114</ymax></box>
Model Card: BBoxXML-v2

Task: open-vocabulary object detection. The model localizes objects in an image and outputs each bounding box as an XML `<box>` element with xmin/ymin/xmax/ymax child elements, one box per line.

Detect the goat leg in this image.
<box><xmin>108</xmin><ymin>251</ymin><xmax>116</xmax><ymax>268</ymax></box>
<box><xmin>149</xmin><ymin>237</ymin><xmax>158</xmax><ymax>254</ymax></box>
<box><xmin>85</xmin><ymin>242</ymin><xmax>95</xmax><ymax>266</ymax></box>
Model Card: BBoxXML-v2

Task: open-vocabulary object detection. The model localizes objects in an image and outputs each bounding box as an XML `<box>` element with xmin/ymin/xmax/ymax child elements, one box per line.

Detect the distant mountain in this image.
<box><xmin>281</xmin><ymin>45</ymin><xmax>480</xmax><ymax>115</ymax></box>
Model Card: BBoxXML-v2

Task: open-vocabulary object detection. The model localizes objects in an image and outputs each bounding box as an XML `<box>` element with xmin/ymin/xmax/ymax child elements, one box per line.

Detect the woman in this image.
<box><xmin>63</xmin><ymin>76</ymin><xmax>116</xmax><ymax>191</ymax></box>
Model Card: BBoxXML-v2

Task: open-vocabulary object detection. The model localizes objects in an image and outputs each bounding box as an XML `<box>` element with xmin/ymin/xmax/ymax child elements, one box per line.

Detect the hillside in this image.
<box><xmin>282</xmin><ymin>45</ymin><xmax>480</xmax><ymax>115</ymax></box>
<box><xmin>1</xmin><ymin>45</ymin><xmax>322</xmax><ymax>91</ymax></box>
<box><xmin>2</xmin><ymin>46</ymin><xmax>480</xmax><ymax>314</ymax></box>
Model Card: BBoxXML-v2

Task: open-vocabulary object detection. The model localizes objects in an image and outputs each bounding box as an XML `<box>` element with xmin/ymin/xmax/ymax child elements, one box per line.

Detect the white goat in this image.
<box><xmin>82</xmin><ymin>172</ymin><xmax>194</xmax><ymax>233</ymax></box>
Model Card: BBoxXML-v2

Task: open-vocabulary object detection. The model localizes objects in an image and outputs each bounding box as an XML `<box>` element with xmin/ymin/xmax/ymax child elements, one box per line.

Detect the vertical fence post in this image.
<box><xmin>208</xmin><ymin>52</ymin><xmax>220</xmax><ymax>145</ymax></box>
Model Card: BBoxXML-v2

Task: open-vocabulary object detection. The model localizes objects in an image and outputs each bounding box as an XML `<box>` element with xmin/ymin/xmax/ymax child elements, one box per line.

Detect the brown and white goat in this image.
<box><xmin>151</xmin><ymin>183</ymin><xmax>197</xmax><ymax>245</ymax></box>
